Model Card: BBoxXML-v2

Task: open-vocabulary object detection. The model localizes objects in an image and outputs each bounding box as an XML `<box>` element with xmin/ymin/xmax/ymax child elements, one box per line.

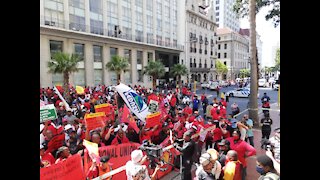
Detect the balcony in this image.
<box><xmin>190</xmin><ymin>67</ymin><xmax>210</xmax><ymax>72</ymax></box>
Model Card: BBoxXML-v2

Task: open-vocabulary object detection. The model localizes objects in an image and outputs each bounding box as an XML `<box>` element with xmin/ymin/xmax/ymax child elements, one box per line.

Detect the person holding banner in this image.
<box><xmin>111</xmin><ymin>127</ymin><xmax>130</xmax><ymax>145</ymax></box>
<box><xmin>55</xmin><ymin>146</ymin><xmax>71</xmax><ymax>164</ymax></box>
<box><xmin>87</xmin><ymin>156</ymin><xmax>112</xmax><ymax>180</ymax></box>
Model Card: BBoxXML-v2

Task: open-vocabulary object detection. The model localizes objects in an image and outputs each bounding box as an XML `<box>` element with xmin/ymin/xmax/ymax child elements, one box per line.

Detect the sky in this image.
<box><xmin>240</xmin><ymin>5</ymin><xmax>280</xmax><ymax>67</ymax></box>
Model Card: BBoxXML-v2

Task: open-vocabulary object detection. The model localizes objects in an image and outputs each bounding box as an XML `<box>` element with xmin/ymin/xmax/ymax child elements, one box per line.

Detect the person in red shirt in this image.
<box><xmin>47</xmin><ymin>120</ymin><xmax>64</xmax><ymax>136</ymax></box>
<box><xmin>40</xmin><ymin>144</ymin><xmax>55</xmax><ymax>167</ymax></box>
<box><xmin>212</xmin><ymin>125</ymin><xmax>223</xmax><ymax>151</ymax></box>
<box><xmin>225</xmin><ymin>129</ymin><xmax>256</xmax><ymax>180</ymax></box>
<box><xmin>87</xmin><ymin>155</ymin><xmax>112</xmax><ymax>180</ymax></box>
<box><xmin>220</xmin><ymin>97</ymin><xmax>227</xmax><ymax>107</ymax></box>
<box><xmin>55</xmin><ymin>146</ymin><xmax>71</xmax><ymax>164</ymax></box>
<box><xmin>183</xmin><ymin>103</ymin><xmax>193</xmax><ymax>116</ymax></box>
<box><xmin>111</xmin><ymin>128</ymin><xmax>130</xmax><ymax>145</ymax></box>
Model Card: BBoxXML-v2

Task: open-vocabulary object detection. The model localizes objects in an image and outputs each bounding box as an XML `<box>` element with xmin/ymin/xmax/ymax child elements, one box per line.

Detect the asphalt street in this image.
<box><xmin>194</xmin><ymin>85</ymin><xmax>279</xmax><ymax>121</ymax></box>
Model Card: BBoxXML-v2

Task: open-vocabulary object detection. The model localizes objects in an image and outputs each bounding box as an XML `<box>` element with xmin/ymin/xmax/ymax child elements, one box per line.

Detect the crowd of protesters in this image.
<box><xmin>40</xmin><ymin>83</ymin><xmax>279</xmax><ymax>180</ymax></box>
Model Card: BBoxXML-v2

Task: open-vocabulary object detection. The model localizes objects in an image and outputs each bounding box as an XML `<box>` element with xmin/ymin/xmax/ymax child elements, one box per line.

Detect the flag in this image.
<box><xmin>115</xmin><ymin>83</ymin><xmax>149</xmax><ymax>122</ymax></box>
<box><xmin>129</xmin><ymin>115</ymin><xmax>140</xmax><ymax>134</ymax></box>
<box><xmin>53</xmin><ymin>86</ymin><xmax>70</xmax><ymax>110</ymax></box>
<box><xmin>40</xmin><ymin>100</ymin><xmax>46</xmax><ymax>107</ymax></box>
<box><xmin>121</xmin><ymin>105</ymin><xmax>130</xmax><ymax>124</ymax></box>
<box><xmin>76</xmin><ymin>85</ymin><xmax>85</xmax><ymax>95</ymax></box>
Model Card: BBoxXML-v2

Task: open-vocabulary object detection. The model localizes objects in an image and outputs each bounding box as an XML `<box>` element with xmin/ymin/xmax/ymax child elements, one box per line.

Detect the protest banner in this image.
<box><xmin>145</xmin><ymin>112</ymin><xmax>161</xmax><ymax>129</ymax></box>
<box><xmin>40</xmin><ymin>104</ymin><xmax>57</xmax><ymax>123</ymax></box>
<box><xmin>83</xmin><ymin>140</ymin><xmax>99</xmax><ymax>162</ymax></box>
<box><xmin>76</xmin><ymin>86</ymin><xmax>85</xmax><ymax>95</ymax></box>
<box><xmin>84</xmin><ymin>143</ymin><xmax>140</xmax><ymax>179</ymax></box>
<box><xmin>47</xmin><ymin>133</ymin><xmax>65</xmax><ymax>153</ymax></box>
<box><xmin>95</xmin><ymin>103</ymin><xmax>115</xmax><ymax>121</ymax></box>
<box><xmin>40</xmin><ymin>154</ymin><xmax>85</xmax><ymax>180</ymax></box>
<box><xmin>115</xmin><ymin>83</ymin><xmax>149</xmax><ymax>122</ymax></box>
<box><xmin>85</xmin><ymin>112</ymin><xmax>106</xmax><ymax>131</ymax></box>
<box><xmin>148</xmin><ymin>99</ymin><xmax>159</xmax><ymax>113</ymax></box>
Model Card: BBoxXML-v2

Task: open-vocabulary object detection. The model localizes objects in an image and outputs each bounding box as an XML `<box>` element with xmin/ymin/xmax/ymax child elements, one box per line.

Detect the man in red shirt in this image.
<box><xmin>226</xmin><ymin>129</ymin><xmax>256</xmax><ymax>180</ymax></box>
<box><xmin>183</xmin><ymin>103</ymin><xmax>193</xmax><ymax>116</ymax></box>
<box><xmin>40</xmin><ymin>144</ymin><xmax>55</xmax><ymax>167</ymax></box>
<box><xmin>111</xmin><ymin>128</ymin><xmax>130</xmax><ymax>145</ymax></box>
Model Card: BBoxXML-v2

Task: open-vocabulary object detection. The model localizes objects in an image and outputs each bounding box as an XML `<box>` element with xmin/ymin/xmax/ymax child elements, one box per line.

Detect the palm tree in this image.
<box><xmin>48</xmin><ymin>52</ymin><xmax>81</xmax><ymax>101</ymax></box>
<box><xmin>248</xmin><ymin>0</ymin><xmax>259</xmax><ymax>127</ymax></box>
<box><xmin>215</xmin><ymin>60</ymin><xmax>228</xmax><ymax>80</ymax></box>
<box><xmin>106</xmin><ymin>55</ymin><xmax>129</xmax><ymax>84</ymax></box>
<box><xmin>144</xmin><ymin>60</ymin><xmax>165</xmax><ymax>89</ymax></box>
<box><xmin>170</xmin><ymin>64</ymin><xmax>188</xmax><ymax>88</ymax></box>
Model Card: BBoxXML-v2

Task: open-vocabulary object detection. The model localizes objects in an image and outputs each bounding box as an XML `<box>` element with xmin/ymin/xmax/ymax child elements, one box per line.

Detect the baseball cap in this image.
<box><xmin>131</xmin><ymin>150</ymin><xmax>143</xmax><ymax>163</ymax></box>
<box><xmin>64</xmin><ymin>124</ymin><xmax>74</xmax><ymax>131</ymax></box>
<box><xmin>206</xmin><ymin>149</ymin><xmax>218</xmax><ymax>161</ymax></box>
<box><xmin>100</xmin><ymin>155</ymin><xmax>110</xmax><ymax>163</ymax></box>
<box><xmin>217</xmin><ymin>139</ymin><xmax>230</xmax><ymax>146</ymax></box>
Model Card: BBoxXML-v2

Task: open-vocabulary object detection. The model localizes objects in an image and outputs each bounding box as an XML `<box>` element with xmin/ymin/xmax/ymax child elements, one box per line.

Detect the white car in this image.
<box><xmin>219</xmin><ymin>80</ymin><xmax>229</xmax><ymax>87</ymax></box>
<box><xmin>201</xmin><ymin>82</ymin><xmax>211</xmax><ymax>89</ymax></box>
<box><xmin>226</xmin><ymin>88</ymin><xmax>251</xmax><ymax>98</ymax></box>
<box><xmin>209</xmin><ymin>82</ymin><xmax>220</xmax><ymax>90</ymax></box>
<box><xmin>258</xmin><ymin>79</ymin><xmax>268</xmax><ymax>87</ymax></box>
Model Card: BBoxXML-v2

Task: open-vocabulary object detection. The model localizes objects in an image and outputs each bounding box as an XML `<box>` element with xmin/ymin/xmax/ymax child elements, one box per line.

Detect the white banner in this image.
<box><xmin>53</xmin><ymin>86</ymin><xmax>70</xmax><ymax>110</ymax></box>
<box><xmin>115</xmin><ymin>83</ymin><xmax>149</xmax><ymax>122</ymax></box>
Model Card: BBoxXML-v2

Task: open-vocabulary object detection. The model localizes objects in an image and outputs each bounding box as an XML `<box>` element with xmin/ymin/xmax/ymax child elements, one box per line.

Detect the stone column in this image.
<box><xmin>85</xmin><ymin>43</ymin><xmax>94</xmax><ymax>86</ymax></box>
<box><xmin>84</xmin><ymin>0</ymin><xmax>90</xmax><ymax>33</ymax></box>
<box><xmin>103</xmin><ymin>45</ymin><xmax>111</xmax><ymax>85</ymax></box>
<box><xmin>40</xmin><ymin>35</ymin><xmax>52</xmax><ymax>88</ymax></box>
<box><xmin>131</xmin><ymin>49</ymin><xmax>137</xmax><ymax>84</ymax></box>
<box><xmin>63</xmin><ymin>0</ymin><xmax>70</xmax><ymax>29</ymax></box>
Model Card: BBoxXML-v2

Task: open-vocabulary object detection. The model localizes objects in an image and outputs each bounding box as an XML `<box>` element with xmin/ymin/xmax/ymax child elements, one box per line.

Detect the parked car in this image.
<box><xmin>258</xmin><ymin>78</ymin><xmax>268</xmax><ymax>87</ymax></box>
<box><xmin>219</xmin><ymin>80</ymin><xmax>229</xmax><ymax>87</ymax></box>
<box><xmin>209</xmin><ymin>82</ymin><xmax>220</xmax><ymax>91</ymax></box>
<box><xmin>201</xmin><ymin>81</ymin><xmax>211</xmax><ymax>89</ymax></box>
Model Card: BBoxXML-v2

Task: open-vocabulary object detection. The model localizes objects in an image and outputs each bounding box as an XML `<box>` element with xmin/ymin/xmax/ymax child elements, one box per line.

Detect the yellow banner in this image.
<box><xmin>85</xmin><ymin>112</ymin><xmax>106</xmax><ymax>119</ymax></box>
<box><xmin>95</xmin><ymin>103</ymin><xmax>112</xmax><ymax>109</ymax></box>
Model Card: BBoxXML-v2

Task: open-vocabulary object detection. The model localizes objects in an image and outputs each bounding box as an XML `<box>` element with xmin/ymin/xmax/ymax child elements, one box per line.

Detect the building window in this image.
<box><xmin>49</xmin><ymin>40</ymin><xmax>63</xmax><ymax>58</ymax></box>
<box><xmin>110</xmin><ymin>47</ymin><xmax>118</xmax><ymax>57</ymax></box>
<box><xmin>218</xmin><ymin>37</ymin><xmax>221</xmax><ymax>40</ymax></box>
<box><xmin>224</xmin><ymin>61</ymin><xmax>227</xmax><ymax>66</ymax></box>
<box><xmin>148</xmin><ymin>52</ymin><xmax>153</xmax><ymax>62</ymax></box>
<box><xmin>138</xmin><ymin>70</ymin><xmax>143</xmax><ymax>82</ymax></box>
<box><xmin>218</xmin><ymin>53</ymin><xmax>220</xmax><ymax>58</ymax></box>
<box><xmin>94</xmin><ymin>69</ymin><xmax>103</xmax><ymax>85</ymax></box>
<box><xmin>218</xmin><ymin>44</ymin><xmax>221</xmax><ymax>50</ymax></box>
<box><xmin>93</xmin><ymin>45</ymin><xmax>102</xmax><ymax>62</ymax></box>
<box><xmin>74</xmin><ymin>43</ymin><xmax>84</xmax><ymax>61</ymax></box>
<box><xmin>224</xmin><ymin>43</ymin><xmax>227</xmax><ymax>49</ymax></box>
<box><xmin>74</xmin><ymin>69</ymin><xmax>86</xmax><ymax>86</ymax></box>
<box><xmin>216</xmin><ymin>6</ymin><xmax>219</xmax><ymax>10</ymax></box>
<box><xmin>224</xmin><ymin>53</ymin><xmax>227</xmax><ymax>58</ymax></box>
<box><xmin>137</xmin><ymin>51</ymin><xmax>143</xmax><ymax>65</ymax></box>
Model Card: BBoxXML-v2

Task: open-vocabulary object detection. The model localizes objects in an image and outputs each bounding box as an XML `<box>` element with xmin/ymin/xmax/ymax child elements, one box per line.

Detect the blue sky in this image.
<box><xmin>240</xmin><ymin>5</ymin><xmax>280</xmax><ymax>67</ymax></box>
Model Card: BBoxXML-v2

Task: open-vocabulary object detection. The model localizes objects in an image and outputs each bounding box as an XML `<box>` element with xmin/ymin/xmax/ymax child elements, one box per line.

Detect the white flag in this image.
<box><xmin>115</xmin><ymin>83</ymin><xmax>149</xmax><ymax>122</ymax></box>
<box><xmin>53</xmin><ymin>86</ymin><xmax>70</xmax><ymax>110</ymax></box>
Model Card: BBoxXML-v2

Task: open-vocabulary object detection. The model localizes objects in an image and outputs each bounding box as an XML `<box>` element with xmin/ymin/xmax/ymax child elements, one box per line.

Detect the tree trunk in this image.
<box><xmin>248</xmin><ymin>0</ymin><xmax>259</xmax><ymax>128</ymax></box>
<box><xmin>63</xmin><ymin>72</ymin><xmax>70</xmax><ymax>103</ymax></box>
<box><xmin>152</xmin><ymin>76</ymin><xmax>156</xmax><ymax>90</ymax></box>
<box><xmin>117</xmin><ymin>73</ymin><xmax>121</xmax><ymax>85</ymax></box>
<box><xmin>178</xmin><ymin>75</ymin><xmax>182</xmax><ymax>89</ymax></box>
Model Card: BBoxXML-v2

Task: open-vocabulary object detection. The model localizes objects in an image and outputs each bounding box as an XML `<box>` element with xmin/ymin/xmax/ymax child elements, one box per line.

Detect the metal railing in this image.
<box><xmin>40</xmin><ymin>16</ymin><xmax>184</xmax><ymax>51</ymax></box>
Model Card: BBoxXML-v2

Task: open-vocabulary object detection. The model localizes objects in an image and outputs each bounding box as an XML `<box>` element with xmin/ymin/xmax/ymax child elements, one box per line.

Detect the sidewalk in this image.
<box><xmin>246</xmin><ymin>103</ymin><xmax>280</xmax><ymax>179</ymax></box>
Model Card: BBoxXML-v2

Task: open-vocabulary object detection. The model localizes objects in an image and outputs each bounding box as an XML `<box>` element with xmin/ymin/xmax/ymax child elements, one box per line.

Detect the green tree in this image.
<box><xmin>239</xmin><ymin>69</ymin><xmax>250</xmax><ymax>78</ymax></box>
<box><xmin>48</xmin><ymin>52</ymin><xmax>81</xmax><ymax>101</ymax></box>
<box><xmin>170</xmin><ymin>64</ymin><xmax>188</xmax><ymax>88</ymax></box>
<box><xmin>144</xmin><ymin>60</ymin><xmax>165</xmax><ymax>89</ymax></box>
<box><xmin>233</xmin><ymin>0</ymin><xmax>280</xmax><ymax>27</ymax></box>
<box><xmin>106</xmin><ymin>55</ymin><xmax>129</xmax><ymax>84</ymax></box>
<box><xmin>215</xmin><ymin>60</ymin><xmax>228</xmax><ymax>80</ymax></box>
<box><xmin>273</xmin><ymin>48</ymin><xmax>280</xmax><ymax>71</ymax></box>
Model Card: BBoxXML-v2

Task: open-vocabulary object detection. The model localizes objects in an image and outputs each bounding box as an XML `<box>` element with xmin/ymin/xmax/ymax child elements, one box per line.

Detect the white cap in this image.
<box><xmin>131</xmin><ymin>150</ymin><xmax>143</xmax><ymax>163</ymax></box>
<box><xmin>213</xmin><ymin>104</ymin><xmax>218</xmax><ymax>107</ymax></box>
<box><xmin>64</xmin><ymin>124</ymin><xmax>73</xmax><ymax>131</ymax></box>
<box><xmin>59</xmin><ymin>102</ymin><xmax>64</xmax><ymax>106</ymax></box>
<box><xmin>199</xmin><ymin>153</ymin><xmax>212</xmax><ymax>166</ymax></box>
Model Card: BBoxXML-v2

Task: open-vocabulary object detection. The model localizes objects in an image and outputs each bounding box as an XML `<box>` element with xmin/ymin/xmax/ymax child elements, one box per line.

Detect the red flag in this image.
<box><xmin>121</xmin><ymin>105</ymin><xmax>130</xmax><ymax>124</ymax></box>
<box><xmin>129</xmin><ymin>115</ymin><xmax>140</xmax><ymax>134</ymax></box>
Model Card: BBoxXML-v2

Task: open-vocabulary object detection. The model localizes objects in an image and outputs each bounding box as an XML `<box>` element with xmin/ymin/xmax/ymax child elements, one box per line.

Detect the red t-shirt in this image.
<box><xmin>84</xmin><ymin>102</ymin><xmax>91</xmax><ymax>110</ymax></box>
<box><xmin>213</xmin><ymin>127</ymin><xmax>223</xmax><ymax>142</ymax></box>
<box><xmin>47</xmin><ymin>124</ymin><xmax>64</xmax><ymax>136</ymax></box>
<box><xmin>225</xmin><ymin>137</ymin><xmax>256</xmax><ymax>167</ymax></box>
<box><xmin>111</xmin><ymin>135</ymin><xmax>130</xmax><ymax>145</ymax></box>
<box><xmin>183</xmin><ymin>106</ymin><xmax>192</xmax><ymax>115</ymax></box>
<box><xmin>140</xmin><ymin>131</ymin><xmax>154</xmax><ymax>144</ymax></box>
<box><xmin>41</xmin><ymin>152</ymin><xmax>55</xmax><ymax>167</ymax></box>
<box><xmin>170</xmin><ymin>96</ymin><xmax>177</xmax><ymax>107</ymax></box>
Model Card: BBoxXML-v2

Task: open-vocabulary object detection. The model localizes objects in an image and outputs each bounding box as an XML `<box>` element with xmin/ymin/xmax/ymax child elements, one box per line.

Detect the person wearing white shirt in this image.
<box><xmin>195</xmin><ymin>152</ymin><xmax>222</xmax><ymax>180</ymax></box>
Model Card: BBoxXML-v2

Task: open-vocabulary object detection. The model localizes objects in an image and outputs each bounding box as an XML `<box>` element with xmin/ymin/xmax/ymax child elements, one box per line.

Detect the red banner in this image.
<box><xmin>145</xmin><ymin>112</ymin><xmax>161</xmax><ymax>129</ymax></box>
<box><xmin>95</xmin><ymin>103</ymin><xmax>115</xmax><ymax>121</ymax></box>
<box><xmin>84</xmin><ymin>143</ymin><xmax>140</xmax><ymax>180</ymax></box>
<box><xmin>47</xmin><ymin>133</ymin><xmax>65</xmax><ymax>153</ymax></box>
<box><xmin>85</xmin><ymin>112</ymin><xmax>106</xmax><ymax>131</ymax></box>
<box><xmin>40</xmin><ymin>154</ymin><xmax>85</xmax><ymax>180</ymax></box>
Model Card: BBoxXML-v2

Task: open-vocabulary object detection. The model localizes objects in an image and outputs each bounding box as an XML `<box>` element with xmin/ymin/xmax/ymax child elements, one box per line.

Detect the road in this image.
<box><xmin>195</xmin><ymin>85</ymin><xmax>279</xmax><ymax>122</ymax></box>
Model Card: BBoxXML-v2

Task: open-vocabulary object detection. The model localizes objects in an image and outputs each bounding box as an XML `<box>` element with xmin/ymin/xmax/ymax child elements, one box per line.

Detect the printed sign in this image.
<box><xmin>85</xmin><ymin>112</ymin><xmax>106</xmax><ymax>131</ymax></box>
<box><xmin>40</xmin><ymin>104</ymin><xmax>57</xmax><ymax>123</ymax></box>
<box><xmin>148</xmin><ymin>100</ymin><xmax>159</xmax><ymax>113</ymax></box>
<box><xmin>40</xmin><ymin>154</ymin><xmax>85</xmax><ymax>180</ymax></box>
